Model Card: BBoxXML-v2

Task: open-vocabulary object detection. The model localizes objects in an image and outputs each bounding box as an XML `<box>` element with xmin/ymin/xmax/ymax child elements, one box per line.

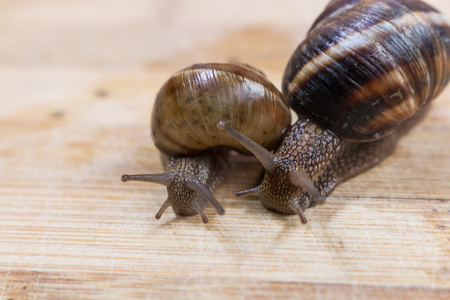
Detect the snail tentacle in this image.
<box><xmin>288</xmin><ymin>169</ymin><xmax>325</xmax><ymax>203</ymax></box>
<box><xmin>155</xmin><ymin>197</ymin><xmax>173</xmax><ymax>220</ymax></box>
<box><xmin>121</xmin><ymin>173</ymin><xmax>174</xmax><ymax>186</ymax></box>
<box><xmin>236</xmin><ymin>187</ymin><xmax>259</xmax><ymax>197</ymax></box>
<box><xmin>185</xmin><ymin>178</ymin><xmax>225</xmax><ymax>215</ymax></box>
<box><xmin>194</xmin><ymin>206</ymin><xmax>209</xmax><ymax>224</ymax></box>
<box><xmin>217</xmin><ymin>121</ymin><xmax>278</xmax><ymax>173</ymax></box>
<box><xmin>288</xmin><ymin>202</ymin><xmax>308</xmax><ymax>224</ymax></box>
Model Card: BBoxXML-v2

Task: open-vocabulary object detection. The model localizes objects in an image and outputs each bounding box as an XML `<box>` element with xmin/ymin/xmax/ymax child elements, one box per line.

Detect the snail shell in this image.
<box><xmin>152</xmin><ymin>63</ymin><xmax>291</xmax><ymax>155</ymax></box>
<box><xmin>283</xmin><ymin>0</ymin><xmax>450</xmax><ymax>141</ymax></box>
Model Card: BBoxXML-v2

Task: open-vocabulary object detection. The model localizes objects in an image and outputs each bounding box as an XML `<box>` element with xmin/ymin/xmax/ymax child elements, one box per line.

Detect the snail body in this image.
<box><xmin>219</xmin><ymin>0</ymin><xmax>450</xmax><ymax>223</ymax></box>
<box><xmin>122</xmin><ymin>63</ymin><xmax>291</xmax><ymax>223</ymax></box>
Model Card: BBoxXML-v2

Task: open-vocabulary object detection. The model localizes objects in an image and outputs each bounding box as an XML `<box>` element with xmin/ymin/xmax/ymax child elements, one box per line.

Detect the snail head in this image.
<box><xmin>217</xmin><ymin>121</ymin><xmax>324</xmax><ymax>224</ymax></box>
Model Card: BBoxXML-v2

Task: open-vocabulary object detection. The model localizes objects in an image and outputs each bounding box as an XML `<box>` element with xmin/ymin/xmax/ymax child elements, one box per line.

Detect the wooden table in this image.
<box><xmin>1</xmin><ymin>0</ymin><xmax>449</xmax><ymax>299</ymax></box>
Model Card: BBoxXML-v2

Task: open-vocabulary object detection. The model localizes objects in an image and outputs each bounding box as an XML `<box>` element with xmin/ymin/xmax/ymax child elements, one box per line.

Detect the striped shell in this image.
<box><xmin>151</xmin><ymin>63</ymin><xmax>291</xmax><ymax>155</ymax></box>
<box><xmin>283</xmin><ymin>0</ymin><xmax>450</xmax><ymax>141</ymax></box>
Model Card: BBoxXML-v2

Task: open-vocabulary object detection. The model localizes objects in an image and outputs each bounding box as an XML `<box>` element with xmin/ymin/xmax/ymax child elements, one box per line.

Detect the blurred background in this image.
<box><xmin>0</xmin><ymin>0</ymin><xmax>331</xmax><ymax>120</ymax></box>
<box><xmin>0</xmin><ymin>0</ymin><xmax>323</xmax><ymax>68</ymax></box>
<box><xmin>1</xmin><ymin>0</ymin><xmax>449</xmax><ymax>113</ymax></box>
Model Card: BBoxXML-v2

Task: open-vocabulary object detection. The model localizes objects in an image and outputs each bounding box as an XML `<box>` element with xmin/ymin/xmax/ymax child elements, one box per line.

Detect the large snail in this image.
<box><xmin>122</xmin><ymin>63</ymin><xmax>291</xmax><ymax>223</ymax></box>
<box><xmin>218</xmin><ymin>0</ymin><xmax>450</xmax><ymax>223</ymax></box>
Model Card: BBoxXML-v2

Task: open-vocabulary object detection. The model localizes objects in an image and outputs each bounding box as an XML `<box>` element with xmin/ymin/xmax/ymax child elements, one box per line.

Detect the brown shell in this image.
<box><xmin>282</xmin><ymin>0</ymin><xmax>450</xmax><ymax>141</ymax></box>
<box><xmin>151</xmin><ymin>63</ymin><xmax>291</xmax><ymax>155</ymax></box>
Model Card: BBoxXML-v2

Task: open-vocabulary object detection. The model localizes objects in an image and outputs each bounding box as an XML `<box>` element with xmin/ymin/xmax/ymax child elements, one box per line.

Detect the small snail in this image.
<box><xmin>122</xmin><ymin>63</ymin><xmax>291</xmax><ymax>223</ymax></box>
<box><xmin>218</xmin><ymin>0</ymin><xmax>450</xmax><ymax>223</ymax></box>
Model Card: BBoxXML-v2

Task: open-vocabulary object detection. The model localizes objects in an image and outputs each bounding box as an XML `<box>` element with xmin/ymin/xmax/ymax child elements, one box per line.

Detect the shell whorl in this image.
<box><xmin>152</xmin><ymin>63</ymin><xmax>291</xmax><ymax>155</ymax></box>
<box><xmin>283</xmin><ymin>0</ymin><xmax>450</xmax><ymax>141</ymax></box>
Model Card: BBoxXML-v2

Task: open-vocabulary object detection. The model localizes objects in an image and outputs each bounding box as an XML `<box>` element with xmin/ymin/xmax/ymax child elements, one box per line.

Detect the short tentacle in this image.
<box><xmin>236</xmin><ymin>186</ymin><xmax>259</xmax><ymax>197</ymax></box>
<box><xmin>155</xmin><ymin>197</ymin><xmax>173</xmax><ymax>220</ymax></box>
<box><xmin>289</xmin><ymin>202</ymin><xmax>308</xmax><ymax>224</ymax></box>
<box><xmin>193</xmin><ymin>205</ymin><xmax>209</xmax><ymax>223</ymax></box>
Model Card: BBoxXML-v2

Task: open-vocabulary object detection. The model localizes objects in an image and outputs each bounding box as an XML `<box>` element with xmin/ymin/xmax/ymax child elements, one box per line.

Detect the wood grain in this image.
<box><xmin>0</xmin><ymin>0</ymin><xmax>449</xmax><ymax>299</ymax></box>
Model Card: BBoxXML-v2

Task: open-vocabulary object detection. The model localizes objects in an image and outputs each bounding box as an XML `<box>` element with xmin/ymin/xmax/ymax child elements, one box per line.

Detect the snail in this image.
<box><xmin>122</xmin><ymin>63</ymin><xmax>291</xmax><ymax>223</ymax></box>
<box><xmin>218</xmin><ymin>0</ymin><xmax>450</xmax><ymax>223</ymax></box>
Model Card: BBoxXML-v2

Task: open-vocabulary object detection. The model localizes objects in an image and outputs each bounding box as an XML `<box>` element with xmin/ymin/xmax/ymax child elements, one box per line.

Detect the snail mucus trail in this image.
<box><xmin>218</xmin><ymin>0</ymin><xmax>450</xmax><ymax>223</ymax></box>
<box><xmin>122</xmin><ymin>63</ymin><xmax>291</xmax><ymax>223</ymax></box>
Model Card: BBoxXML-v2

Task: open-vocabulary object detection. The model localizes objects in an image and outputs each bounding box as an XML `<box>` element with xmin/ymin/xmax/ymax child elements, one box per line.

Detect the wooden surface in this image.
<box><xmin>1</xmin><ymin>0</ymin><xmax>449</xmax><ymax>299</ymax></box>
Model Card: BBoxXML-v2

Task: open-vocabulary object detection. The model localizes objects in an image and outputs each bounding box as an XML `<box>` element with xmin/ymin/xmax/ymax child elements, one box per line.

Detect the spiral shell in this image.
<box><xmin>152</xmin><ymin>63</ymin><xmax>291</xmax><ymax>155</ymax></box>
<box><xmin>283</xmin><ymin>0</ymin><xmax>450</xmax><ymax>141</ymax></box>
